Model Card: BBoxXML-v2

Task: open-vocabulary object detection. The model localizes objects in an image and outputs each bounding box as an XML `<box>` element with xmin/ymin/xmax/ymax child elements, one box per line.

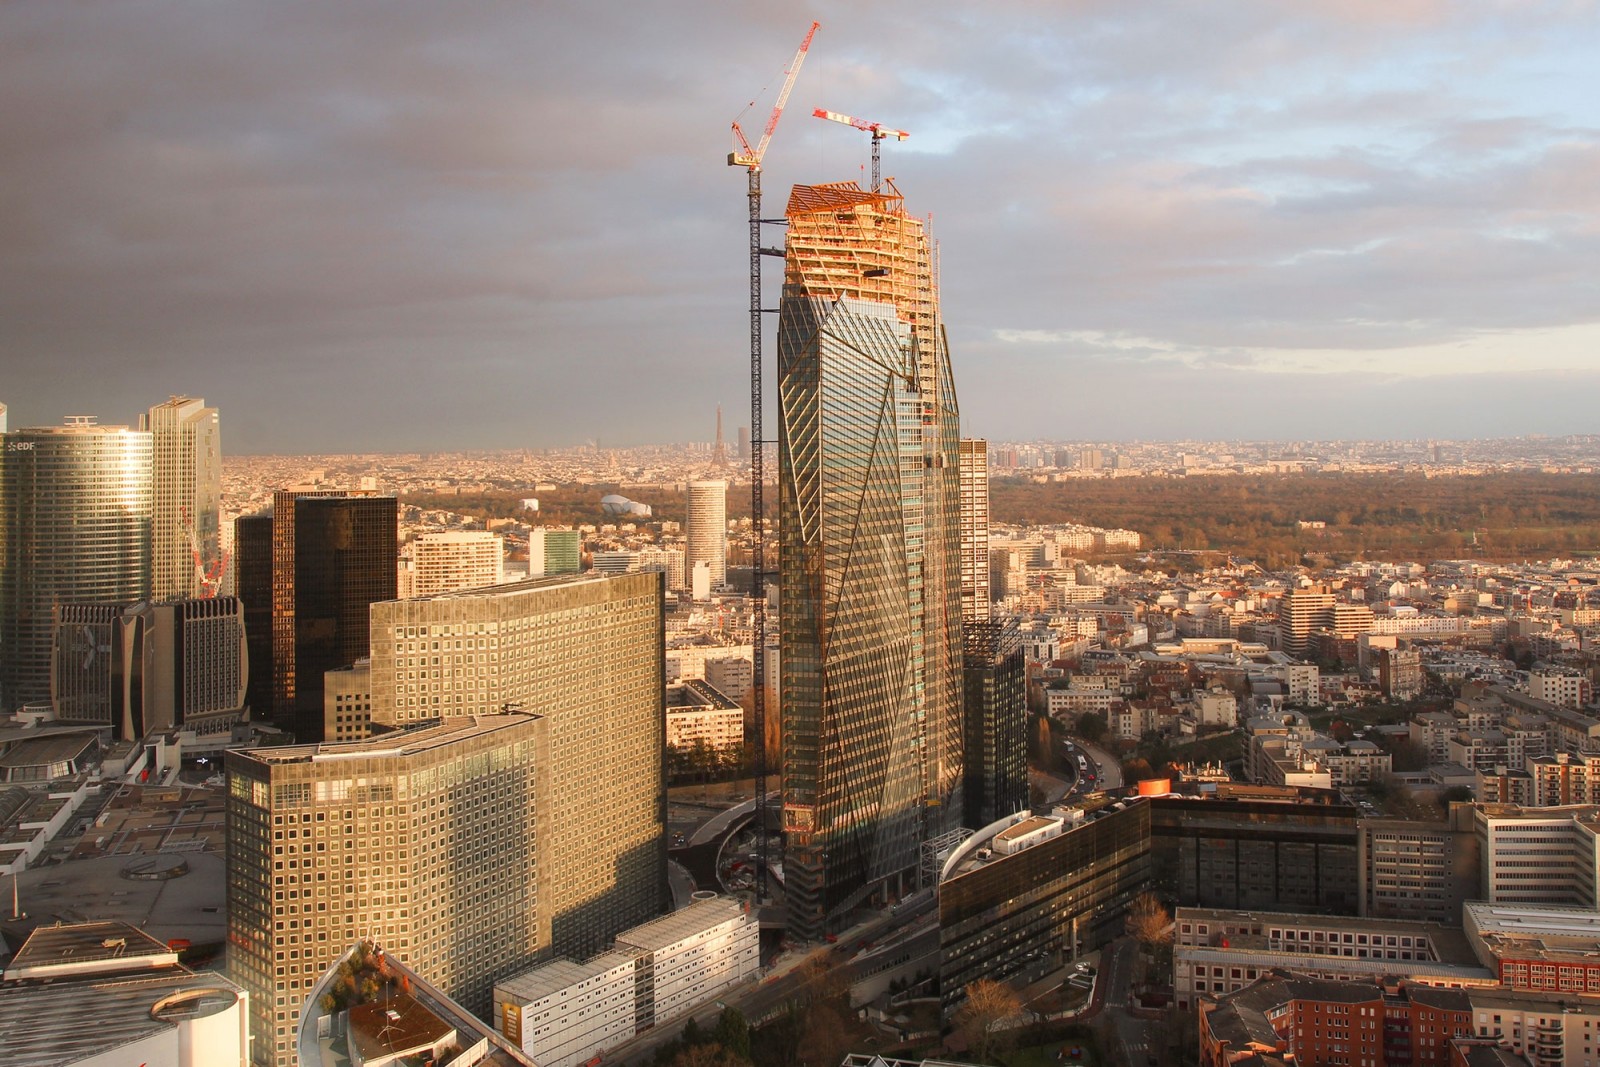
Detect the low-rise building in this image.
<box><xmin>665</xmin><ymin>679</ymin><xmax>744</xmax><ymax>754</ymax></box>
<box><xmin>0</xmin><ymin>920</ymin><xmax>249</xmax><ymax>1067</ymax></box>
<box><xmin>1463</xmin><ymin>902</ymin><xmax>1600</xmax><ymax>995</ymax></box>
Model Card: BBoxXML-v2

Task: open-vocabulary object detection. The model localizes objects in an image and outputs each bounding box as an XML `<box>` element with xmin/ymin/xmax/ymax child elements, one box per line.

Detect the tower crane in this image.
<box><xmin>812</xmin><ymin>108</ymin><xmax>908</xmax><ymax>192</ymax></box>
<box><xmin>727</xmin><ymin>20</ymin><xmax>818</xmax><ymax>903</ymax></box>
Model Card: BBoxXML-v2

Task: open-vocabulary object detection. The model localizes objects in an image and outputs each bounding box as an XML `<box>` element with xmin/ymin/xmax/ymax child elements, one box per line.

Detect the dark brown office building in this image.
<box><xmin>267</xmin><ymin>490</ymin><xmax>396</xmax><ymax>741</ymax></box>
<box><xmin>233</xmin><ymin>512</ymin><xmax>274</xmax><ymax>720</ymax></box>
<box><xmin>962</xmin><ymin>621</ymin><xmax>1029</xmax><ymax>831</ymax></box>
<box><xmin>1149</xmin><ymin>793</ymin><xmax>1360</xmax><ymax>914</ymax></box>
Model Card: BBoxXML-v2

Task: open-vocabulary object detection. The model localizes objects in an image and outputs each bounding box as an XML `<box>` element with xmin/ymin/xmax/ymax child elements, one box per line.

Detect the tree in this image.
<box><xmin>713</xmin><ymin>1007</ymin><xmax>751</xmax><ymax>1062</ymax></box>
<box><xmin>670</xmin><ymin>1043</ymin><xmax>750</xmax><ymax>1067</ymax></box>
<box><xmin>1440</xmin><ymin>785</ymin><xmax>1475</xmax><ymax>805</ymax></box>
<box><xmin>954</xmin><ymin>979</ymin><xmax>1025</xmax><ymax>1065</ymax></box>
<box><xmin>1126</xmin><ymin>891</ymin><xmax>1173</xmax><ymax>951</ymax></box>
<box><xmin>1075</xmin><ymin>711</ymin><xmax>1108</xmax><ymax>745</ymax></box>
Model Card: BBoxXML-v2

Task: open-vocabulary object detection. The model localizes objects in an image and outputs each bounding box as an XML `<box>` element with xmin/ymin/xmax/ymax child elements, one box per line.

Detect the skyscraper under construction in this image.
<box><xmin>778</xmin><ymin>180</ymin><xmax>964</xmax><ymax>938</ymax></box>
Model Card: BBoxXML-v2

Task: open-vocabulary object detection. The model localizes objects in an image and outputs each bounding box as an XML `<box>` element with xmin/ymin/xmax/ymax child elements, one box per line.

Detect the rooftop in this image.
<box><xmin>238</xmin><ymin>713</ymin><xmax>541</xmax><ymax>766</ymax></box>
<box><xmin>5</xmin><ymin>920</ymin><xmax>175</xmax><ymax>981</ymax></box>
<box><xmin>613</xmin><ymin>895</ymin><xmax>748</xmax><ymax>953</ymax></box>
<box><xmin>496</xmin><ymin>950</ymin><xmax>636</xmax><ymax>1004</ymax></box>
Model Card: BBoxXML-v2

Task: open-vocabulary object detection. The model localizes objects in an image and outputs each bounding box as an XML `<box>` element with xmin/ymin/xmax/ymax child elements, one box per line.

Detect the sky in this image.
<box><xmin>2</xmin><ymin>1</ymin><xmax>1597</xmax><ymax>453</ymax></box>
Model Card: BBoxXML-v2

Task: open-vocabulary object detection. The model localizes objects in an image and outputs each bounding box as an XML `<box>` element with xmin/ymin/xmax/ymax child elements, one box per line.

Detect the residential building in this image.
<box><xmin>368</xmin><ymin>572</ymin><xmax>667</xmax><ymax>958</ymax></box>
<box><xmin>666</xmin><ymin>678</ymin><xmax>744</xmax><ymax>753</ymax></box>
<box><xmin>958</xmin><ymin>438</ymin><xmax>991</xmax><ymax>623</ymax></box>
<box><xmin>143</xmin><ymin>396</ymin><xmax>222</xmax><ymax>601</ymax></box>
<box><xmin>269</xmin><ymin>490</ymin><xmax>397</xmax><ymax>741</ymax></box>
<box><xmin>1528</xmin><ymin>752</ymin><xmax>1600</xmax><ymax>807</ymax></box>
<box><xmin>1461</xmin><ymin>986</ymin><xmax>1600</xmax><ymax>1067</ymax></box>
<box><xmin>1</xmin><ymin>418</ymin><xmax>152</xmax><ymax>710</ymax></box>
<box><xmin>1198</xmin><ymin>971</ymin><xmax>1473</xmax><ymax>1067</ymax></box>
<box><xmin>225</xmin><ymin>714</ymin><xmax>550</xmax><ymax>1067</ymax></box>
<box><xmin>684</xmin><ymin>479</ymin><xmax>727</xmax><ymax>594</ymax></box>
<box><xmin>1276</xmin><ymin>585</ymin><xmax>1335</xmax><ymax>658</ymax></box>
<box><xmin>1530</xmin><ymin>668</ymin><xmax>1592</xmax><ymax>710</ymax></box>
<box><xmin>495</xmin><ymin>896</ymin><xmax>758</xmax><ymax>1067</ymax></box>
<box><xmin>777</xmin><ymin>180</ymin><xmax>964</xmax><ymax>938</ymax></box>
<box><xmin>0</xmin><ymin>920</ymin><xmax>249</xmax><ymax>1067</ymax></box>
<box><xmin>410</xmin><ymin>530</ymin><xmax>503</xmax><ymax>596</ymax></box>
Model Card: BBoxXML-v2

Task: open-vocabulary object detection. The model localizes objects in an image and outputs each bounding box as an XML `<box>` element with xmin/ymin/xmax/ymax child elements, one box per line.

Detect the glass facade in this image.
<box><xmin>962</xmin><ymin>621</ymin><xmax>1029</xmax><ymax>830</ymax></box>
<box><xmin>778</xmin><ymin>182</ymin><xmax>964</xmax><ymax>939</ymax></box>
<box><xmin>143</xmin><ymin>396</ymin><xmax>221</xmax><ymax>601</ymax></box>
<box><xmin>1</xmin><ymin>422</ymin><xmax>151</xmax><ymax>709</ymax></box>
<box><xmin>939</xmin><ymin>803</ymin><xmax>1152</xmax><ymax>1014</ymax></box>
<box><xmin>268</xmin><ymin>491</ymin><xmax>397</xmax><ymax>741</ymax></box>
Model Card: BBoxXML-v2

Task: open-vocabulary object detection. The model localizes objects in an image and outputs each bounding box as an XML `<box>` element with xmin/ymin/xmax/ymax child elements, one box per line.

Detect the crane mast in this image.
<box><xmin>812</xmin><ymin>108</ymin><xmax>909</xmax><ymax>192</ymax></box>
<box><xmin>727</xmin><ymin>20</ymin><xmax>818</xmax><ymax>903</ymax></box>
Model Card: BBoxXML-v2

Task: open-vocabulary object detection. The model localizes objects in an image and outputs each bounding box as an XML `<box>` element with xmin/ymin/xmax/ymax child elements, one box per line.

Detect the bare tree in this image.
<box><xmin>1126</xmin><ymin>890</ymin><xmax>1173</xmax><ymax>950</ymax></box>
<box><xmin>954</xmin><ymin>978</ymin><xmax>1025</xmax><ymax>1064</ymax></box>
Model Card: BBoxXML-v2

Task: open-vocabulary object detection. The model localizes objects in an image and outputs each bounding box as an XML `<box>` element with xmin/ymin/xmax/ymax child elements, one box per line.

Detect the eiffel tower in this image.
<box><xmin>711</xmin><ymin>404</ymin><xmax>728</xmax><ymax>467</ymax></box>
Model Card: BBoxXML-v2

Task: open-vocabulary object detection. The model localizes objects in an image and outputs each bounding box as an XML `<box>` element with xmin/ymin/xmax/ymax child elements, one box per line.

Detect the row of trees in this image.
<box><xmin>991</xmin><ymin>471</ymin><xmax>1600</xmax><ymax>564</ymax></box>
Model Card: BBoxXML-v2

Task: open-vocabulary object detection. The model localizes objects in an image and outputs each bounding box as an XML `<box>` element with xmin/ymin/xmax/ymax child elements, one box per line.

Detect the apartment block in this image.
<box><xmin>1359</xmin><ymin>807</ymin><xmax>1481</xmax><ymax>924</ymax></box>
<box><xmin>409</xmin><ymin>530</ymin><xmax>504</xmax><ymax>596</ymax></box>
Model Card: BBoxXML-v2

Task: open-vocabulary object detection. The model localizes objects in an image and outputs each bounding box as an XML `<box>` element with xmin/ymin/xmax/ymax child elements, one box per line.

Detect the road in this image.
<box><xmin>1096</xmin><ymin>938</ymin><xmax>1164</xmax><ymax>1067</ymax></box>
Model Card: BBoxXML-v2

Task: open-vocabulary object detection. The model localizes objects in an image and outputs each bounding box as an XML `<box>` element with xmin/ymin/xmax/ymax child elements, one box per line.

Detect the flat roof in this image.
<box><xmin>994</xmin><ymin>816</ymin><xmax>1058</xmax><ymax>845</ymax></box>
<box><xmin>496</xmin><ymin>951</ymin><xmax>636</xmax><ymax>1003</ymax></box>
<box><xmin>239</xmin><ymin>713</ymin><xmax>541</xmax><ymax>766</ymax></box>
<box><xmin>0</xmin><ymin>732</ymin><xmax>96</xmax><ymax>769</ymax></box>
<box><xmin>0</xmin><ymin>941</ymin><xmax>243</xmax><ymax>1067</ymax></box>
<box><xmin>348</xmin><ymin>992</ymin><xmax>455</xmax><ymax>1061</ymax></box>
<box><xmin>613</xmin><ymin>896</ymin><xmax>748</xmax><ymax>953</ymax></box>
<box><xmin>1176</xmin><ymin>907</ymin><xmax>1478</xmax><ymax>964</ymax></box>
<box><xmin>5</xmin><ymin>921</ymin><xmax>174</xmax><ymax>980</ymax></box>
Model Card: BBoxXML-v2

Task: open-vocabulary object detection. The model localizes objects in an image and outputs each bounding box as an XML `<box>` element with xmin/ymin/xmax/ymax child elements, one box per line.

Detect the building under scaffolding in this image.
<box><xmin>778</xmin><ymin>180</ymin><xmax>964</xmax><ymax>939</ymax></box>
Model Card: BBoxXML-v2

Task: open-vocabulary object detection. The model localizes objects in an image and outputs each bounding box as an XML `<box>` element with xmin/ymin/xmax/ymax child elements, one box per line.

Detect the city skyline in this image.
<box><xmin>3</xmin><ymin>3</ymin><xmax>1596</xmax><ymax>452</ymax></box>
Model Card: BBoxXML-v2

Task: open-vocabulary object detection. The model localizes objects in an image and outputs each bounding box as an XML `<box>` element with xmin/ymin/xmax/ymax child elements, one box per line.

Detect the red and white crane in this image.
<box><xmin>727</xmin><ymin>20</ymin><xmax>818</xmax><ymax>904</ymax></box>
<box><xmin>812</xmin><ymin>108</ymin><xmax>908</xmax><ymax>192</ymax></box>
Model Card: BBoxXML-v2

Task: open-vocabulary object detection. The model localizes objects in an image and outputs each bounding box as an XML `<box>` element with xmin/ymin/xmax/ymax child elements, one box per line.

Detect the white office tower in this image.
<box><xmin>690</xmin><ymin>560</ymin><xmax>712</xmax><ymax>601</ymax></box>
<box><xmin>143</xmin><ymin>396</ymin><xmax>222</xmax><ymax>601</ymax></box>
<box><xmin>684</xmin><ymin>479</ymin><xmax>727</xmax><ymax>593</ymax></box>
<box><xmin>410</xmin><ymin>530</ymin><xmax>504</xmax><ymax>596</ymax></box>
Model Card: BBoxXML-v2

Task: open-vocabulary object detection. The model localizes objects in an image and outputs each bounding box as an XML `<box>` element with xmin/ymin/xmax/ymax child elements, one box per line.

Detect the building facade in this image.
<box><xmin>52</xmin><ymin>596</ymin><xmax>247</xmax><ymax>743</ymax></box>
<box><xmin>368</xmin><ymin>572</ymin><xmax>667</xmax><ymax>958</ymax></box>
<box><xmin>778</xmin><ymin>180</ymin><xmax>964</xmax><ymax>938</ymax></box>
<box><xmin>409</xmin><ymin>530</ymin><xmax>503</xmax><ymax>597</ymax></box>
<box><xmin>961</xmin><ymin>621</ymin><xmax>1028</xmax><ymax>831</ymax></box>
<box><xmin>1358</xmin><ymin>807</ymin><xmax>1481</xmax><ymax>924</ymax></box>
<box><xmin>269</xmin><ymin>490</ymin><xmax>397</xmax><ymax>741</ymax></box>
<box><xmin>143</xmin><ymin>396</ymin><xmax>222</xmax><ymax>601</ymax></box>
<box><xmin>233</xmin><ymin>512</ymin><xmax>274</xmax><ymax>720</ymax></box>
<box><xmin>684</xmin><ymin>479</ymin><xmax>727</xmax><ymax>594</ymax></box>
<box><xmin>957</xmin><ymin>438</ymin><xmax>990</xmax><ymax>623</ymax></box>
<box><xmin>1</xmin><ymin>419</ymin><xmax>152</xmax><ymax>710</ymax></box>
<box><xmin>225</xmin><ymin>714</ymin><xmax>550</xmax><ymax>1067</ymax></box>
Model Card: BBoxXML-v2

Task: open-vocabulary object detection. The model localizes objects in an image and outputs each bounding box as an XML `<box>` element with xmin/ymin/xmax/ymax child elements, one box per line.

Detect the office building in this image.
<box><xmin>684</xmin><ymin>479</ymin><xmax>727</xmax><ymax>594</ymax></box>
<box><xmin>0</xmin><ymin>920</ymin><xmax>249</xmax><ymax>1067</ymax></box>
<box><xmin>51</xmin><ymin>596</ymin><xmax>247</xmax><ymax>744</ymax></box>
<box><xmin>1</xmin><ymin>418</ymin><xmax>152</xmax><ymax>710</ymax></box>
<box><xmin>368</xmin><ymin>572</ymin><xmax>666</xmax><ymax>957</ymax></box>
<box><xmin>322</xmin><ymin>658</ymin><xmax>371</xmax><ymax>742</ymax></box>
<box><xmin>961</xmin><ymin>621</ymin><xmax>1028</xmax><ymax>830</ymax></box>
<box><xmin>269</xmin><ymin>490</ymin><xmax>397</xmax><ymax>741</ymax></box>
<box><xmin>939</xmin><ymin>803</ymin><xmax>1151</xmax><ymax>1016</ymax></box>
<box><xmin>1474</xmin><ymin>804</ymin><xmax>1600</xmax><ymax>907</ymax></box>
<box><xmin>530</xmin><ymin>527</ymin><xmax>581</xmax><ymax>577</ymax></box>
<box><xmin>225</xmin><ymin>714</ymin><xmax>550</xmax><ymax>1067</ymax></box>
<box><xmin>143</xmin><ymin>396</ymin><xmax>222</xmax><ymax>601</ymax></box>
<box><xmin>778</xmin><ymin>180</ymin><xmax>964</xmax><ymax>938</ymax></box>
<box><xmin>1358</xmin><ymin>806</ymin><xmax>1481</xmax><ymax>924</ymax></box>
<box><xmin>409</xmin><ymin>530</ymin><xmax>503</xmax><ymax>597</ymax></box>
<box><xmin>232</xmin><ymin>512</ymin><xmax>274</xmax><ymax>719</ymax></box>
<box><xmin>1150</xmin><ymin>793</ymin><xmax>1360</xmax><ymax>913</ymax></box>
<box><xmin>958</xmin><ymin>438</ymin><xmax>990</xmax><ymax>623</ymax></box>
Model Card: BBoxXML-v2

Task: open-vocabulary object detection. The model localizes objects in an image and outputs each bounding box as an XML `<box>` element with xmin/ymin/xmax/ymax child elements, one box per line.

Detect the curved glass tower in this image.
<box><xmin>778</xmin><ymin>181</ymin><xmax>964</xmax><ymax>939</ymax></box>
<box><xmin>1</xmin><ymin>418</ymin><xmax>152</xmax><ymax>709</ymax></box>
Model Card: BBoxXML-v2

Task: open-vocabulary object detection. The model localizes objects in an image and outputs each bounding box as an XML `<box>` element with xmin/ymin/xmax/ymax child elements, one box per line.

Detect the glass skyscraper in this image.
<box><xmin>1</xmin><ymin>418</ymin><xmax>152</xmax><ymax>709</ymax></box>
<box><xmin>778</xmin><ymin>181</ymin><xmax>964</xmax><ymax>938</ymax></box>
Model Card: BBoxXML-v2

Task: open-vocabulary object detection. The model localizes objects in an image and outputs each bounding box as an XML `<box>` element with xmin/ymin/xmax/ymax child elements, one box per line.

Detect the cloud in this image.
<box><xmin>0</xmin><ymin>0</ymin><xmax>1596</xmax><ymax>450</ymax></box>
